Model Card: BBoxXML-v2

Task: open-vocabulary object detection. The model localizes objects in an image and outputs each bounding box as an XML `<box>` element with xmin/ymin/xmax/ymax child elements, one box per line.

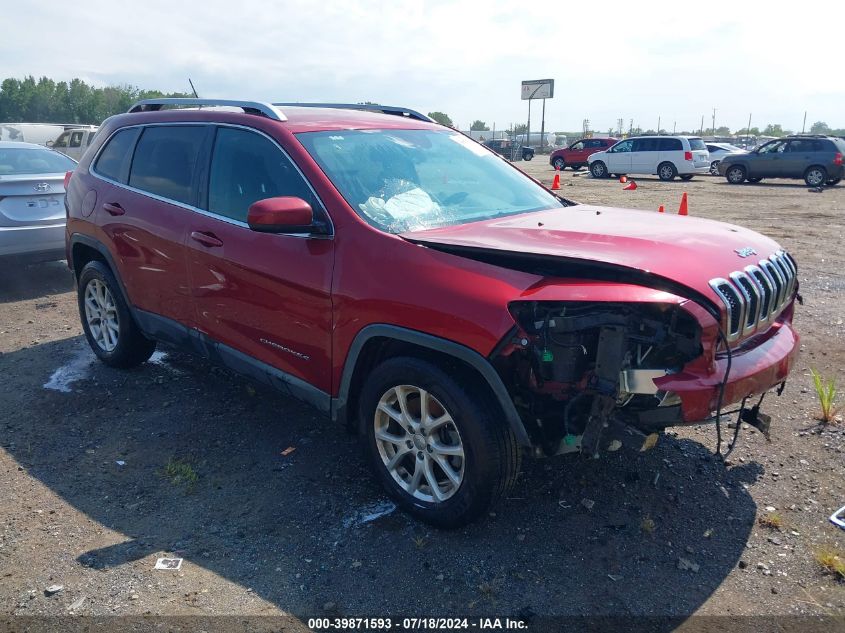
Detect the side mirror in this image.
<box><xmin>247</xmin><ymin>197</ymin><xmax>315</xmax><ymax>234</ymax></box>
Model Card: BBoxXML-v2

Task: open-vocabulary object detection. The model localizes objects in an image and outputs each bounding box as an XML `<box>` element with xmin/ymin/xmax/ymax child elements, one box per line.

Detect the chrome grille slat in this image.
<box><xmin>710</xmin><ymin>251</ymin><xmax>796</xmax><ymax>343</ymax></box>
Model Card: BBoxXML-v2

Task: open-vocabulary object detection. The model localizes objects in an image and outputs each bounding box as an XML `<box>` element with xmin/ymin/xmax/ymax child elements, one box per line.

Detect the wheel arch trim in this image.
<box><xmin>333</xmin><ymin>324</ymin><xmax>531</xmax><ymax>446</ymax></box>
<box><xmin>68</xmin><ymin>234</ymin><xmax>133</xmax><ymax>311</ymax></box>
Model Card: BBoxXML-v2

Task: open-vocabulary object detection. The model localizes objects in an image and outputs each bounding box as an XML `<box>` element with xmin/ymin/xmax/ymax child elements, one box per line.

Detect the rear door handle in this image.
<box><xmin>190</xmin><ymin>231</ymin><xmax>223</xmax><ymax>248</ymax></box>
<box><xmin>103</xmin><ymin>202</ymin><xmax>125</xmax><ymax>216</ymax></box>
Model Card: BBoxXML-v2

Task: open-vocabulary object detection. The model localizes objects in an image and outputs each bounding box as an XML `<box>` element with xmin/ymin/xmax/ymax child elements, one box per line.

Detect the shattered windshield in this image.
<box><xmin>296</xmin><ymin>129</ymin><xmax>563</xmax><ymax>233</ymax></box>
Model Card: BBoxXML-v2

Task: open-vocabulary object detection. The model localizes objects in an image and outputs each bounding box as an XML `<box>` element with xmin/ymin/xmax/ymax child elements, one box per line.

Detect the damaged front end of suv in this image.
<box><xmin>496</xmin><ymin>298</ymin><xmax>703</xmax><ymax>457</ymax></box>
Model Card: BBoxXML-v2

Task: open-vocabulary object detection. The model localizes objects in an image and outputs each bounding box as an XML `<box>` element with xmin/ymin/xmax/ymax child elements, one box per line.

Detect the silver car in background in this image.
<box><xmin>0</xmin><ymin>141</ymin><xmax>77</xmax><ymax>262</ymax></box>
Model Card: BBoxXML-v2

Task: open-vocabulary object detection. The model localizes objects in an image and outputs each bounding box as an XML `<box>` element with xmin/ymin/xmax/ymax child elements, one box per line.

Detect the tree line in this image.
<box><xmin>0</xmin><ymin>76</ymin><xmax>191</xmax><ymax>125</ymax></box>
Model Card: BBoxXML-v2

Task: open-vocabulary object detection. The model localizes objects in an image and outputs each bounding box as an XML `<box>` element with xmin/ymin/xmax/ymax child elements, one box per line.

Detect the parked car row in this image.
<box><xmin>550</xmin><ymin>133</ymin><xmax>844</xmax><ymax>186</ymax></box>
<box><xmin>482</xmin><ymin>138</ymin><xmax>534</xmax><ymax>161</ymax></box>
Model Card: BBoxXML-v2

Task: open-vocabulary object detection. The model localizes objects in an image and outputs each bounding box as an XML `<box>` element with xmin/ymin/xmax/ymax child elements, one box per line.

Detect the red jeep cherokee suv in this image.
<box><xmin>65</xmin><ymin>99</ymin><xmax>800</xmax><ymax>527</ymax></box>
<box><xmin>550</xmin><ymin>137</ymin><xmax>618</xmax><ymax>171</ymax></box>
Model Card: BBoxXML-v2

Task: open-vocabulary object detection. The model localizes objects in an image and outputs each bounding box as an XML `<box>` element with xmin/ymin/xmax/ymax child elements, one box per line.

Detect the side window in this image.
<box><xmin>207</xmin><ymin>127</ymin><xmax>319</xmax><ymax>223</ymax></box>
<box><xmin>611</xmin><ymin>140</ymin><xmax>633</xmax><ymax>153</ymax></box>
<box><xmin>88</xmin><ymin>131</ymin><xmax>98</xmax><ymax>145</ymax></box>
<box><xmin>632</xmin><ymin>138</ymin><xmax>656</xmax><ymax>152</ymax></box>
<box><xmin>129</xmin><ymin>126</ymin><xmax>206</xmax><ymax>205</ymax></box>
<box><xmin>658</xmin><ymin>138</ymin><xmax>682</xmax><ymax>151</ymax></box>
<box><xmin>69</xmin><ymin>131</ymin><xmax>84</xmax><ymax>148</ymax></box>
<box><xmin>54</xmin><ymin>132</ymin><xmax>69</xmax><ymax>148</ymax></box>
<box><xmin>570</xmin><ymin>141</ymin><xmax>584</xmax><ymax>150</ymax></box>
<box><xmin>94</xmin><ymin>127</ymin><xmax>141</xmax><ymax>183</ymax></box>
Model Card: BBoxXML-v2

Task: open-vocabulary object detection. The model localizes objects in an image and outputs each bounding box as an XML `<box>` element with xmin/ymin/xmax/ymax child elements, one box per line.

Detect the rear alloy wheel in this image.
<box><xmin>360</xmin><ymin>357</ymin><xmax>520</xmax><ymax>528</ymax></box>
<box><xmin>78</xmin><ymin>261</ymin><xmax>156</xmax><ymax>368</ymax></box>
<box><xmin>804</xmin><ymin>166</ymin><xmax>827</xmax><ymax>187</ymax></box>
<box><xmin>657</xmin><ymin>162</ymin><xmax>677</xmax><ymax>181</ymax></box>
<box><xmin>590</xmin><ymin>161</ymin><xmax>608</xmax><ymax>178</ymax></box>
<box><xmin>725</xmin><ymin>165</ymin><xmax>747</xmax><ymax>184</ymax></box>
<box><xmin>679</xmin><ymin>174</ymin><xmax>694</xmax><ymax>181</ymax></box>
<box><xmin>709</xmin><ymin>160</ymin><xmax>720</xmax><ymax>176</ymax></box>
<box><xmin>552</xmin><ymin>157</ymin><xmax>566</xmax><ymax>170</ymax></box>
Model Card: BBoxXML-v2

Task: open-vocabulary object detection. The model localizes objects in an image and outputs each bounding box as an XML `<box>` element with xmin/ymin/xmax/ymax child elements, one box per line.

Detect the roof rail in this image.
<box><xmin>128</xmin><ymin>98</ymin><xmax>287</xmax><ymax>121</ymax></box>
<box><xmin>273</xmin><ymin>102</ymin><xmax>433</xmax><ymax>123</ymax></box>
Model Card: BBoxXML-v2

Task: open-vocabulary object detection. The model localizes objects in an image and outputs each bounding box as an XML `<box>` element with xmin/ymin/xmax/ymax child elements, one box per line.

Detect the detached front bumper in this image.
<box><xmin>654</xmin><ymin>320</ymin><xmax>800</xmax><ymax>422</ymax></box>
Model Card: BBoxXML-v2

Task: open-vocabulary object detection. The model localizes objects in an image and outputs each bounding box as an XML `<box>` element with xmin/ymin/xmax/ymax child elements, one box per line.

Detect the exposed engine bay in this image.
<box><xmin>494</xmin><ymin>301</ymin><xmax>703</xmax><ymax>457</ymax></box>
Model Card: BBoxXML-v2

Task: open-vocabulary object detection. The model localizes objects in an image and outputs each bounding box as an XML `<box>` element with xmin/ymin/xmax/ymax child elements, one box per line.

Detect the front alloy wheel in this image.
<box><xmin>374</xmin><ymin>385</ymin><xmax>464</xmax><ymax>503</ymax></box>
<box><xmin>359</xmin><ymin>356</ymin><xmax>520</xmax><ymax>528</ymax></box>
<box><xmin>710</xmin><ymin>160</ymin><xmax>720</xmax><ymax>176</ymax></box>
<box><xmin>590</xmin><ymin>161</ymin><xmax>607</xmax><ymax>178</ymax></box>
<box><xmin>726</xmin><ymin>165</ymin><xmax>746</xmax><ymax>184</ymax></box>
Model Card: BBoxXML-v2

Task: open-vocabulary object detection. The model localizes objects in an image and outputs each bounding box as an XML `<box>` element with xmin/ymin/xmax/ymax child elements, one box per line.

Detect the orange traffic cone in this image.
<box><xmin>678</xmin><ymin>192</ymin><xmax>688</xmax><ymax>215</ymax></box>
<box><xmin>623</xmin><ymin>180</ymin><xmax>637</xmax><ymax>191</ymax></box>
<box><xmin>551</xmin><ymin>170</ymin><xmax>561</xmax><ymax>190</ymax></box>
<box><xmin>658</xmin><ymin>205</ymin><xmax>664</xmax><ymax>213</ymax></box>
<box><xmin>620</xmin><ymin>175</ymin><xmax>627</xmax><ymax>183</ymax></box>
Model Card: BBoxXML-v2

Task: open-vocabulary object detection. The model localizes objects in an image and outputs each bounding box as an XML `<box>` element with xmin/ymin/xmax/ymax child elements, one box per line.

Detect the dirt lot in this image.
<box><xmin>1</xmin><ymin>167</ymin><xmax>844</xmax><ymax>628</ymax></box>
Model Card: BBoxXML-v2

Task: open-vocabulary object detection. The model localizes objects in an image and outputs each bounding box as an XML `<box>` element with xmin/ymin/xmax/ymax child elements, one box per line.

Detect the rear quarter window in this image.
<box><xmin>93</xmin><ymin>127</ymin><xmax>141</xmax><ymax>183</ymax></box>
<box><xmin>687</xmin><ymin>138</ymin><xmax>706</xmax><ymax>151</ymax></box>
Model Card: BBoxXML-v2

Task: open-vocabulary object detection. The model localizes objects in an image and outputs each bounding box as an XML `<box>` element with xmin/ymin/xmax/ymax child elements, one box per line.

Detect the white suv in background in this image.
<box><xmin>588</xmin><ymin>136</ymin><xmax>710</xmax><ymax>181</ymax></box>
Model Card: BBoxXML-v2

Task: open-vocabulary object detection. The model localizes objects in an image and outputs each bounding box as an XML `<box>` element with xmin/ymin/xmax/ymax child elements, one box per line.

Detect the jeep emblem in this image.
<box><xmin>734</xmin><ymin>247</ymin><xmax>756</xmax><ymax>258</ymax></box>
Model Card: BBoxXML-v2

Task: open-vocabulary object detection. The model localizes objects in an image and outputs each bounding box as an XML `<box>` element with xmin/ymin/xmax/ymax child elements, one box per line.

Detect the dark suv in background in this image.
<box><xmin>483</xmin><ymin>138</ymin><xmax>534</xmax><ymax>161</ymax></box>
<box><xmin>719</xmin><ymin>135</ymin><xmax>845</xmax><ymax>186</ymax></box>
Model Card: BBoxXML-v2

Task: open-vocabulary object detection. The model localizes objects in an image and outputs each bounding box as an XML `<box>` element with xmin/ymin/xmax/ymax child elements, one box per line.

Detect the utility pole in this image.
<box><xmin>657</xmin><ymin>116</ymin><xmax>661</xmax><ymax>135</ymax></box>
<box><xmin>746</xmin><ymin>113</ymin><xmax>752</xmax><ymax>147</ymax></box>
<box><xmin>673</xmin><ymin>121</ymin><xmax>676</xmax><ymax>134</ymax></box>
<box><xmin>700</xmin><ymin>115</ymin><xmax>704</xmax><ymax>136</ymax></box>
<box><xmin>617</xmin><ymin>118</ymin><xmax>623</xmax><ymax>136</ymax></box>
<box><xmin>540</xmin><ymin>99</ymin><xmax>546</xmax><ymax>151</ymax></box>
<box><xmin>802</xmin><ymin>111</ymin><xmax>807</xmax><ymax>134</ymax></box>
<box><xmin>711</xmin><ymin>108</ymin><xmax>716</xmax><ymax>136</ymax></box>
<box><xmin>628</xmin><ymin>119</ymin><xmax>633</xmax><ymax>137</ymax></box>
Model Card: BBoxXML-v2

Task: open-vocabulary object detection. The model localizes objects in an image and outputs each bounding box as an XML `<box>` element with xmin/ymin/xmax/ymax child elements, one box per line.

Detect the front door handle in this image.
<box><xmin>190</xmin><ymin>231</ymin><xmax>223</xmax><ymax>248</ymax></box>
<box><xmin>103</xmin><ymin>202</ymin><xmax>125</xmax><ymax>216</ymax></box>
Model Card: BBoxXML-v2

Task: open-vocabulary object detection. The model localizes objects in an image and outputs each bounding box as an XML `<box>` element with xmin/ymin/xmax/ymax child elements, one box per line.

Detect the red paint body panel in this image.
<box><xmin>403</xmin><ymin>204</ymin><xmax>782</xmax><ymax>321</ymax></box>
<box><xmin>186</xmin><ymin>216</ymin><xmax>335</xmax><ymax>393</ymax></box>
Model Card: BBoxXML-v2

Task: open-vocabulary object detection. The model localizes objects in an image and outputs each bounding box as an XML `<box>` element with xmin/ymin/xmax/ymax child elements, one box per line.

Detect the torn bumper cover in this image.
<box><xmin>655</xmin><ymin>320</ymin><xmax>800</xmax><ymax>423</ymax></box>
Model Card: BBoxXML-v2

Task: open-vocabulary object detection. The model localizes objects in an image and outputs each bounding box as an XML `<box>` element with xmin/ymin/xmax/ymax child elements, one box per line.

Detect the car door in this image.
<box><xmin>566</xmin><ymin>140</ymin><xmax>586</xmax><ymax>164</ymax></box>
<box><xmin>780</xmin><ymin>138</ymin><xmax>818</xmax><ymax>177</ymax></box>
<box><xmin>631</xmin><ymin>138</ymin><xmax>657</xmax><ymax>173</ymax></box>
<box><xmin>749</xmin><ymin>140</ymin><xmax>786</xmax><ymax>177</ymax></box>
<box><xmin>94</xmin><ymin>124</ymin><xmax>203</xmax><ymax>332</ymax></box>
<box><xmin>68</xmin><ymin>130</ymin><xmax>85</xmax><ymax>161</ymax></box>
<box><xmin>605</xmin><ymin>139</ymin><xmax>633</xmax><ymax>172</ymax></box>
<box><xmin>186</xmin><ymin>125</ymin><xmax>334</xmax><ymax>395</ymax></box>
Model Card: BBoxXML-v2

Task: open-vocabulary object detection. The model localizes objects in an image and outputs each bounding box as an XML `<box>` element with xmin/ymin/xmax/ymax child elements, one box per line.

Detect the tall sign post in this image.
<box><xmin>521</xmin><ymin>79</ymin><xmax>554</xmax><ymax>155</ymax></box>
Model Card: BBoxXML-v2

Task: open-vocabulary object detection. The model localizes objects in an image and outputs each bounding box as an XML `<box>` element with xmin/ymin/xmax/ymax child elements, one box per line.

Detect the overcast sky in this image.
<box><xmin>5</xmin><ymin>0</ymin><xmax>845</xmax><ymax>133</ymax></box>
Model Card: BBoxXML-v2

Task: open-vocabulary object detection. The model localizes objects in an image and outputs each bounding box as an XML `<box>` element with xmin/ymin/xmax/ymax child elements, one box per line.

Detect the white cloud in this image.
<box><xmin>3</xmin><ymin>0</ymin><xmax>845</xmax><ymax>132</ymax></box>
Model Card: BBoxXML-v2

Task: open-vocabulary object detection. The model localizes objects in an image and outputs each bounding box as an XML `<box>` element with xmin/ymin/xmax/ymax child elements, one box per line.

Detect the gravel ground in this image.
<box><xmin>0</xmin><ymin>168</ymin><xmax>843</xmax><ymax>627</ymax></box>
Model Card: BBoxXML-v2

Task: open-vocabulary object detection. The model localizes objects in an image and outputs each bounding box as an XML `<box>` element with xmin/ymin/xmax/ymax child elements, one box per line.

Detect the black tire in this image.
<box><xmin>77</xmin><ymin>261</ymin><xmax>156</xmax><ymax>368</ymax></box>
<box><xmin>747</xmin><ymin>177</ymin><xmax>762</xmax><ymax>183</ymax></box>
<box><xmin>679</xmin><ymin>174</ymin><xmax>694</xmax><ymax>181</ymax></box>
<box><xmin>358</xmin><ymin>356</ymin><xmax>520</xmax><ymax>529</ymax></box>
<box><xmin>827</xmin><ymin>178</ymin><xmax>841</xmax><ymax>186</ymax></box>
<box><xmin>523</xmin><ymin>152</ymin><xmax>533</xmax><ymax>162</ymax></box>
<box><xmin>590</xmin><ymin>161</ymin><xmax>608</xmax><ymax>178</ymax></box>
<box><xmin>709</xmin><ymin>160</ymin><xmax>720</xmax><ymax>176</ymax></box>
<box><xmin>725</xmin><ymin>164</ymin><xmax>747</xmax><ymax>184</ymax></box>
<box><xmin>571</xmin><ymin>164</ymin><xmax>582</xmax><ymax>171</ymax></box>
<box><xmin>804</xmin><ymin>166</ymin><xmax>827</xmax><ymax>187</ymax></box>
<box><xmin>552</xmin><ymin>157</ymin><xmax>566</xmax><ymax>170</ymax></box>
<box><xmin>657</xmin><ymin>162</ymin><xmax>677</xmax><ymax>181</ymax></box>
